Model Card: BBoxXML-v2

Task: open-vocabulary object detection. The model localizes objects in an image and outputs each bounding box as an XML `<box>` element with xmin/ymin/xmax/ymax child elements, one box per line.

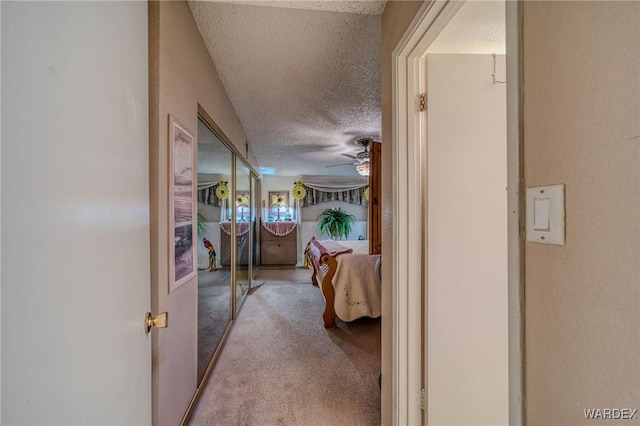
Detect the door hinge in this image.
<box><xmin>418</xmin><ymin>93</ymin><xmax>427</xmax><ymax>112</ymax></box>
<box><xmin>420</xmin><ymin>388</ymin><xmax>426</xmax><ymax>410</ymax></box>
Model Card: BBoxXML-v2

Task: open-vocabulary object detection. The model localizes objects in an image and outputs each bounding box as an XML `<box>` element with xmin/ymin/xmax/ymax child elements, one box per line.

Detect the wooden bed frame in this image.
<box><xmin>306</xmin><ymin>237</ymin><xmax>381</xmax><ymax>329</ymax></box>
<box><xmin>309</xmin><ymin>251</ymin><xmax>340</xmax><ymax>328</ymax></box>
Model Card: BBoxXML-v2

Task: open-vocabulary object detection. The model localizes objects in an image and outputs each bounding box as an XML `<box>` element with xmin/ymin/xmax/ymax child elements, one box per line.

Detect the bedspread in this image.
<box><xmin>332</xmin><ymin>241</ymin><xmax>381</xmax><ymax>321</ymax></box>
<box><xmin>310</xmin><ymin>238</ymin><xmax>381</xmax><ymax>322</ymax></box>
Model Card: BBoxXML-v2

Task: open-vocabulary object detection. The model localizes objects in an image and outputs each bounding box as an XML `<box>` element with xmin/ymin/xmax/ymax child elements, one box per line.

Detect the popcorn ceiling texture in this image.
<box><xmin>215</xmin><ymin>1</ymin><xmax>387</xmax><ymax>15</ymax></box>
<box><xmin>427</xmin><ymin>0</ymin><xmax>505</xmax><ymax>54</ymax></box>
<box><xmin>188</xmin><ymin>1</ymin><xmax>382</xmax><ymax>176</ymax></box>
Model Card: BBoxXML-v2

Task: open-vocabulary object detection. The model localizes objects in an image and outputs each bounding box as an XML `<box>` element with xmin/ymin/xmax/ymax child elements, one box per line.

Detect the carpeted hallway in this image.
<box><xmin>189</xmin><ymin>267</ymin><xmax>381</xmax><ymax>426</ymax></box>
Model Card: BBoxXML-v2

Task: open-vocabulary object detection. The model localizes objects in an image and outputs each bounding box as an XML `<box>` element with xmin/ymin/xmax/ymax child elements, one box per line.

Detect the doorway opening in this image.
<box><xmin>391</xmin><ymin>1</ymin><xmax>523</xmax><ymax>424</ymax></box>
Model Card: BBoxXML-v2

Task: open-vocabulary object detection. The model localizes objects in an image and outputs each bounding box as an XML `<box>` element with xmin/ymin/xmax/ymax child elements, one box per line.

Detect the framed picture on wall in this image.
<box><xmin>168</xmin><ymin>115</ymin><xmax>197</xmax><ymax>292</ymax></box>
<box><xmin>268</xmin><ymin>191</ymin><xmax>289</xmax><ymax>220</ymax></box>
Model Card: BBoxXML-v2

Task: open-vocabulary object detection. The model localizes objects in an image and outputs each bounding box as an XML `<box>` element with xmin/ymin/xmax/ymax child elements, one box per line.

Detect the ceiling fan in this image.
<box><xmin>325</xmin><ymin>137</ymin><xmax>373</xmax><ymax>169</ymax></box>
<box><xmin>325</xmin><ymin>137</ymin><xmax>374</xmax><ymax>176</ymax></box>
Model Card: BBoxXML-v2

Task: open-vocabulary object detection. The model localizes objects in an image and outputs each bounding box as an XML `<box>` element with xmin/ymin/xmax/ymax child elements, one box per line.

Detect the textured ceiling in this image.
<box><xmin>428</xmin><ymin>0</ymin><xmax>505</xmax><ymax>54</ymax></box>
<box><xmin>190</xmin><ymin>1</ymin><xmax>504</xmax><ymax>177</ymax></box>
<box><xmin>188</xmin><ymin>1</ymin><xmax>382</xmax><ymax>176</ymax></box>
<box><xmin>213</xmin><ymin>1</ymin><xmax>387</xmax><ymax>15</ymax></box>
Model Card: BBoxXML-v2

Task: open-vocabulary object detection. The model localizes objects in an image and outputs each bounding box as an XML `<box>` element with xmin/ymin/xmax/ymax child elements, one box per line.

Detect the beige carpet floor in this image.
<box><xmin>189</xmin><ymin>268</ymin><xmax>381</xmax><ymax>426</ymax></box>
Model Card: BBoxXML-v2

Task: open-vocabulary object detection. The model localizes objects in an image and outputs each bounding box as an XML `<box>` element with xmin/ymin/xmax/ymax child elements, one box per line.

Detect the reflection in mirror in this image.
<box><xmin>251</xmin><ymin>176</ymin><xmax>259</xmax><ymax>280</ymax></box>
<box><xmin>196</xmin><ymin>118</ymin><xmax>233</xmax><ymax>383</ymax></box>
<box><xmin>235</xmin><ymin>157</ymin><xmax>251</xmax><ymax>313</ymax></box>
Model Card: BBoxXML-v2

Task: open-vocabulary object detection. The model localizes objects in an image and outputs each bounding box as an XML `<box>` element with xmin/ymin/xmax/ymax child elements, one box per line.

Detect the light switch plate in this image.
<box><xmin>526</xmin><ymin>184</ymin><xmax>565</xmax><ymax>245</ymax></box>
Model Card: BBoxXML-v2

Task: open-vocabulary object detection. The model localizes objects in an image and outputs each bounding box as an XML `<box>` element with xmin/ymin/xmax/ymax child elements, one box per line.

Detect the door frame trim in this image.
<box><xmin>390</xmin><ymin>1</ymin><xmax>524</xmax><ymax>424</ymax></box>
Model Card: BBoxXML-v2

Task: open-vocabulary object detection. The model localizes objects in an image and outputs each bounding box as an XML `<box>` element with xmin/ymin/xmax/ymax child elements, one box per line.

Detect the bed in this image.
<box><xmin>306</xmin><ymin>237</ymin><xmax>381</xmax><ymax>328</ymax></box>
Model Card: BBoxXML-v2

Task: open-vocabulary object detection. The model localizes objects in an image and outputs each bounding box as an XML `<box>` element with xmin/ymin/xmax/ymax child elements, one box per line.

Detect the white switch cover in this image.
<box><xmin>533</xmin><ymin>198</ymin><xmax>551</xmax><ymax>231</ymax></box>
<box><xmin>526</xmin><ymin>184</ymin><xmax>565</xmax><ymax>245</ymax></box>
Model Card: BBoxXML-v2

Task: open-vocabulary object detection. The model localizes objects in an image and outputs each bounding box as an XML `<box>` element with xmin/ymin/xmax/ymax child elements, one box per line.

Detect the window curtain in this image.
<box><xmin>197</xmin><ymin>184</ymin><xmax>224</xmax><ymax>207</ymax></box>
<box><xmin>300</xmin><ymin>180</ymin><xmax>369</xmax><ymax>207</ymax></box>
<box><xmin>197</xmin><ymin>175</ymin><xmax>225</xmax><ymax>207</ymax></box>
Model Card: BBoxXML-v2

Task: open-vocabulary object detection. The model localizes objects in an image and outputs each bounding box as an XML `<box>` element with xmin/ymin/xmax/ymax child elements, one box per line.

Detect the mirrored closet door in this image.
<box><xmin>195</xmin><ymin>112</ymin><xmax>261</xmax><ymax>391</ymax></box>
<box><xmin>251</xmin><ymin>175</ymin><xmax>259</xmax><ymax>281</ymax></box>
<box><xmin>234</xmin><ymin>157</ymin><xmax>251</xmax><ymax>315</ymax></box>
<box><xmin>196</xmin><ymin>117</ymin><xmax>233</xmax><ymax>383</ymax></box>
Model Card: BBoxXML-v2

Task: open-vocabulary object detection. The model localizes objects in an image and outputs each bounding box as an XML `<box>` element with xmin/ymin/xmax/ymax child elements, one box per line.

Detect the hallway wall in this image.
<box><xmin>523</xmin><ymin>2</ymin><xmax>640</xmax><ymax>423</ymax></box>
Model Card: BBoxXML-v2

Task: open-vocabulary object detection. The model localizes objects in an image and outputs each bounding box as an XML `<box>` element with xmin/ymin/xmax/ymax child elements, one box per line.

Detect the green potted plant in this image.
<box><xmin>316</xmin><ymin>207</ymin><xmax>356</xmax><ymax>240</ymax></box>
<box><xmin>197</xmin><ymin>213</ymin><xmax>206</xmax><ymax>234</ymax></box>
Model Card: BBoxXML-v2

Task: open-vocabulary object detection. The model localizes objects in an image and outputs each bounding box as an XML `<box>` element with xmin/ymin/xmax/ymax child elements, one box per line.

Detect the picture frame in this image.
<box><xmin>235</xmin><ymin>191</ymin><xmax>250</xmax><ymax>222</ymax></box>
<box><xmin>268</xmin><ymin>191</ymin><xmax>289</xmax><ymax>219</ymax></box>
<box><xmin>168</xmin><ymin>115</ymin><xmax>197</xmax><ymax>292</ymax></box>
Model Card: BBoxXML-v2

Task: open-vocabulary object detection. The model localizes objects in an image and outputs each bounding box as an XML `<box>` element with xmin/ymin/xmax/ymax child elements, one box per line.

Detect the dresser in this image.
<box><xmin>219</xmin><ymin>222</ymin><xmax>251</xmax><ymax>266</ymax></box>
<box><xmin>260</xmin><ymin>221</ymin><xmax>297</xmax><ymax>266</ymax></box>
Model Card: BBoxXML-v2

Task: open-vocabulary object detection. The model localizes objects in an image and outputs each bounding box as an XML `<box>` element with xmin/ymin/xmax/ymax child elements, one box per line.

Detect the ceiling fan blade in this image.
<box><xmin>325</xmin><ymin>162</ymin><xmax>355</xmax><ymax>168</ymax></box>
<box><xmin>341</xmin><ymin>153</ymin><xmax>357</xmax><ymax>159</ymax></box>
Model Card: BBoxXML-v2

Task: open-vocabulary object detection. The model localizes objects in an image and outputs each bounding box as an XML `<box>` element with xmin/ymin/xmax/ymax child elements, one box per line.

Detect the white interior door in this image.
<box><xmin>425</xmin><ymin>54</ymin><xmax>509</xmax><ymax>425</ymax></box>
<box><xmin>1</xmin><ymin>2</ymin><xmax>151</xmax><ymax>424</ymax></box>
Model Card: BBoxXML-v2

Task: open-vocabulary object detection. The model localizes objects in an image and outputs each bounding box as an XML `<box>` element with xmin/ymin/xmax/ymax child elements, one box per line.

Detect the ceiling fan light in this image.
<box><xmin>356</xmin><ymin>162</ymin><xmax>370</xmax><ymax>177</ymax></box>
<box><xmin>356</xmin><ymin>151</ymin><xmax>370</xmax><ymax>162</ymax></box>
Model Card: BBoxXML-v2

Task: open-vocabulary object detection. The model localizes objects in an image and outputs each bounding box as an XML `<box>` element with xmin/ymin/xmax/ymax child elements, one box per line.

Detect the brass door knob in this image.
<box><xmin>145</xmin><ymin>312</ymin><xmax>168</xmax><ymax>334</ymax></box>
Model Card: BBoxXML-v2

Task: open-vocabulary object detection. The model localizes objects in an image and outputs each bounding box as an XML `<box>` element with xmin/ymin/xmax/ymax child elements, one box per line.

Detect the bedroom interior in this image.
<box><xmin>195</xmin><ymin>115</ymin><xmax>380</xmax><ymax>382</ymax></box>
